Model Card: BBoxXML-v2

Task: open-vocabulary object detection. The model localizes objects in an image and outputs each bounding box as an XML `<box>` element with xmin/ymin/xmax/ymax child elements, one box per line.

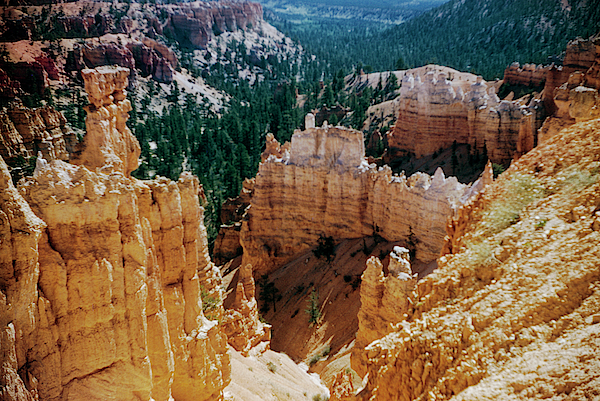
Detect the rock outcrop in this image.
<box><xmin>213</xmin><ymin>178</ymin><xmax>254</xmax><ymax>266</ymax></box>
<box><xmin>222</xmin><ymin>263</ymin><xmax>271</xmax><ymax>356</ymax></box>
<box><xmin>70</xmin><ymin>66</ymin><xmax>140</xmax><ymax>177</ymax></box>
<box><xmin>0</xmin><ymin>105</ymin><xmax>74</xmax><ymax>164</ymax></box>
<box><xmin>163</xmin><ymin>1</ymin><xmax>263</xmax><ymax>49</ymax></box>
<box><xmin>354</xmin><ymin>118</ymin><xmax>600</xmax><ymax>401</ymax></box>
<box><xmin>387</xmin><ymin>71</ymin><xmax>545</xmax><ymax>164</ymax></box>
<box><xmin>240</xmin><ymin>122</ymin><xmax>476</xmax><ymax>276</ymax></box>
<box><xmin>502</xmin><ymin>62</ymin><xmax>549</xmax><ymax>87</ymax></box>
<box><xmin>0</xmin><ymin>66</ymin><xmax>231</xmax><ymax>401</ymax></box>
<box><xmin>539</xmin><ymin>35</ymin><xmax>600</xmax><ymax>143</ymax></box>
<box><xmin>352</xmin><ymin>247</ymin><xmax>417</xmax><ymax>376</ymax></box>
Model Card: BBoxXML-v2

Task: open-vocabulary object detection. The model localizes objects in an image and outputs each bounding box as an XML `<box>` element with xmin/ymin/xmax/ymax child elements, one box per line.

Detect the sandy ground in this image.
<box><xmin>225</xmin><ymin>347</ymin><xmax>329</xmax><ymax>401</ymax></box>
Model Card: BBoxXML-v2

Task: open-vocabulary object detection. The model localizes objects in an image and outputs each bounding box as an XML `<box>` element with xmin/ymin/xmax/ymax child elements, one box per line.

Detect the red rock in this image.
<box><xmin>163</xmin><ymin>1</ymin><xmax>263</xmax><ymax>49</ymax></box>
<box><xmin>0</xmin><ymin>67</ymin><xmax>22</xmax><ymax>98</ymax></box>
<box><xmin>503</xmin><ymin>62</ymin><xmax>549</xmax><ymax>87</ymax></box>
<box><xmin>82</xmin><ymin>43</ymin><xmax>136</xmax><ymax>71</ymax></box>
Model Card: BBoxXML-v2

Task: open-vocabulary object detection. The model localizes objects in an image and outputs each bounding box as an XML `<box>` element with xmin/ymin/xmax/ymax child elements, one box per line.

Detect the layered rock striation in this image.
<box><xmin>163</xmin><ymin>1</ymin><xmax>263</xmax><ymax>49</ymax></box>
<box><xmin>539</xmin><ymin>35</ymin><xmax>600</xmax><ymax>143</ymax></box>
<box><xmin>352</xmin><ymin>247</ymin><xmax>417</xmax><ymax>377</ymax></box>
<box><xmin>503</xmin><ymin>62</ymin><xmax>549</xmax><ymax>87</ymax></box>
<box><xmin>0</xmin><ymin>66</ymin><xmax>231</xmax><ymax>401</ymax></box>
<box><xmin>0</xmin><ymin>105</ymin><xmax>74</xmax><ymax>164</ymax></box>
<box><xmin>354</xmin><ymin>118</ymin><xmax>600</xmax><ymax>400</ymax></box>
<box><xmin>387</xmin><ymin>71</ymin><xmax>545</xmax><ymax>165</ymax></box>
<box><xmin>240</xmin><ymin>122</ymin><xmax>478</xmax><ymax>276</ymax></box>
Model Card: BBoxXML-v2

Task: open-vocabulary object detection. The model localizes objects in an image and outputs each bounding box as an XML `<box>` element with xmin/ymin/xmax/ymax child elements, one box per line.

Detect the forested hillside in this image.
<box><xmin>273</xmin><ymin>0</ymin><xmax>600</xmax><ymax>79</ymax></box>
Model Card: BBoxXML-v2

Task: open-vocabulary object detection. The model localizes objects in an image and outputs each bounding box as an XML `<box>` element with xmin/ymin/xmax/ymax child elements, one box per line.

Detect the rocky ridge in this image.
<box><xmin>539</xmin><ymin>35</ymin><xmax>600</xmax><ymax>143</ymax></box>
<box><xmin>0</xmin><ymin>104</ymin><xmax>75</xmax><ymax>164</ymax></box>
<box><xmin>0</xmin><ymin>66</ymin><xmax>232</xmax><ymax>401</ymax></box>
<box><xmin>240</xmin><ymin>116</ymin><xmax>482</xmax><ymax>277</ymax></box>
<box><xmin>352</xmin><ymin>117</ymin><xmax>600</xmax><ymax>400</ymax></box>
<box><xmin>386</xmin><ymin>69</ymin><xmax>543</xmax><ymax>165</ymax></box>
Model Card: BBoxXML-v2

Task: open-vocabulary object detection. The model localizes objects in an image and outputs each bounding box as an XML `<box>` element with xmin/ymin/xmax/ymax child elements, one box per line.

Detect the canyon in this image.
<box><xmin>1</xmin><ymin>1</ymin><xmax>600</xmax><ymax>400</ymax></box>
<box><xmin>353</xmin><ymin>116</ymin><xmax>600</xmax><ymax>401</ymax></box>
<box><xmin>239</xmin><ymin>116</ymin><xmax>483</xmax><ymax>277</ymax></box>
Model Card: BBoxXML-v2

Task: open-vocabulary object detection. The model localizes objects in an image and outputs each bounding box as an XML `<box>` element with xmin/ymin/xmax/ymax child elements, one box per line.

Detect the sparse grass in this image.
<box><xmin>554</xmin><ymin>165</ymin><xmax>600</xmax><ymax>193</ymax></box>
<box><xmin>267</xmin><ymin>361</ymin><xmax>277</xmax><ymax>373</ymax></box>
<box><xmin>309</xmin><ymin>345</ymin><xmax>332</xmax><ymax>366</ymax></box>
<box><xmin>479</xmin><ymin>173</ymin><xmax>546</xmax><ymax>238</ymax></box>
<box><xmin>465</xmin><ymin>240</ymin><xmax>494</xmax><ymax>268</ymax></box>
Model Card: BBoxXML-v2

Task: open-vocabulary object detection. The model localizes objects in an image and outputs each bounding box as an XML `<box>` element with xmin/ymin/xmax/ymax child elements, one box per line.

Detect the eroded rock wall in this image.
<box><xmin>0</xmin><ymin>66</ymin><xmax>231</xmax><ymax>401</ymax></box>
<box><xmin>0</xmin><ymin>105</ymin><xmax>74</xmax><ymax>164</ymax></box>
<box><xmin>539</xmin><ymin>35</ymin><xmax>600</xmax><ymax>142</ymax></box>
<box><xmin>503</xmin><ymin>62</ymin><xmax>549</xmax><ymax>87</ymax></box>
<box><xmin>352</xmin><ymin>248</ymin><xmax>417</xmax><ymax>377</ymax></box>
<box><xmin>387</xmin><ymin>72</ymin><xmax>545</xmax><ymax>164</ymax></box>
<box><xmin>163</xmin><ymin>1</ymin><xmax>263</xmax><ymax>49</ymax></box>
<box><xmin>240</xmin><ymin>125</ymin><xmax>472</xmax><ymax>276</ymax></box>
<box><xmin>354</xmin><ymin>118</ymin><xmax>600</xmax><ymax>401</ymax></box>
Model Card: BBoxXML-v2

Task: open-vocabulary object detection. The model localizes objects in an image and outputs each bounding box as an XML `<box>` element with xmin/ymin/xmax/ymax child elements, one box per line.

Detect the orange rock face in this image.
<box><xmin>213</xmin><ymin>178</ymin><xmax>255</xmax><ymax>266</ymax></box>
<box><xmin>222</xmin><ymin>264</ymin><xmax>271</xmax><ymax>356</ymax></box>
<box><xmin>387</xmin><ymin>71</ymin><xmax>544</xmax><ymax>164</ymax></box>
<box><xmin>0</xmin><ymin>66</ymin><xmax>230</xmax><ymax>401</ymax></box>
<box><xmin>503</xmin><ymin>62</ymin><xmax>549</xmax><ymax>87</ymax></box>
<box><xmin>539</xmin><ymin>36</ymin><xmax>600</xmax><ymax>143</ymax></box>
<box><xmin>0</xmin><ymin>105</ymin><xmax>74</xmax><ymax>163</ymax></box>
<box><xmin>240</xmin><ymin>125</ymin><xmax>476</xmax><ymax>276</ymax></box>
<box><xmin>70</xmin><ymin>66</ymin><xmax>141</xmax><ymax>177</ymax></box>
<box><xmin>354</xmin><ymin>118</ymin><xmax>600</xmax><ymax>401</ymax></box>
<box><xmin>352</xmin><ymin>249</ymin><xmax>417</xmax><ymax>377</ymax></box>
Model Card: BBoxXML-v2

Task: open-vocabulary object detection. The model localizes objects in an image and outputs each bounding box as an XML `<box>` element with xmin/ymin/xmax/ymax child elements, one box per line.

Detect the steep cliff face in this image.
<box><xmin>387</xmin><ymin>69</ymin><xmax>545</xmax><ymax>165</ymax></box>
<box><xmin>352</xmin><ymin>248</ymin><xmax>417</xmax><ymax>377</ymax></box>
<box><xmin>240</xmin><ymin>122</ymin><xmax>473</xmax><ymax>276</ymax></box>
<box><xmin>213</xmin><ymin>178</ymin><xmax>254</xmax><ymax>266</ymax></box>
<box><xmin>355</xmin><ymin>118</ymin><xmax>600</xmax><ymax>401</ymax></box>
<box><xmin>539</xmin><ymin>35</ymin><xmax>600</xmax><ymax>141</ymax></box>
<box><xmin>0</xmin><ymin>66</ymin><xmax>231</xmax><ymax>401</ymax></box>
<box><xmin>222</xmin><ymin>263</ymin><xmax>271</xmax><ymax>356</ymax></box>
<box><xmin>502</xmin><ymin>62</ymin><xmax>549</xmax><ymax>87</ymax></box>
<box><xmin>163</xmin><ymin>1</ymin><xmax>263</xmax><ymax>49</ymax></box>
<box><xmin>0</xmin><ymin>105</ymin><xmax>74</xmax><ymax>164</ymax></box>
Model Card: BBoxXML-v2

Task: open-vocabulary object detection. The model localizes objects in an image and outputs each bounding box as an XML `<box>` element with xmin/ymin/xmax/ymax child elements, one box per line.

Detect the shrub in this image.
<box><xmin>200</xmin><ymin>286</ymin><xmax>219</xmax><ymax>320</ymax></box>
<box><xmin>313</xmin><ymin>235</ymin><xmax>336</xmax><ymax>262</ymax></box>
<box><xmin>267</xmin><ymin>362</ymin><xmax>277</xmax><ymax>373</ymax></box>
<box><xmin>258</xmin><ymin>274</ymin><xmax>281</xmax><ymax>313</ymax></box>
<box><xmin>492</xmin><ymin>163</ymin><xmax>506</xmax><ymax>178</ymax></box>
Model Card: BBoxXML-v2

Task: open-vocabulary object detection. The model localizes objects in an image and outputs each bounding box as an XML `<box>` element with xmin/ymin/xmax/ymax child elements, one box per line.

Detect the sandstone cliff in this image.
<box><xmin>0</xmin><ymin>66</ymin><xmax>231</xmax><ymax>401</ymax></box>
<box><xmin>240</xmin><ymin>121</ymin><xmax>475</xmax><ymax>277</ymax></box>
<box><xmin>0</xmin><ymin>105</ymin><xmax>74</xmax><ymax>164</ymax></box>
<box><xmin>387</xmin><ymin>69</ymin><xmax>544</xmax><ymax>165</ymax></box>
<box><xmin>539</xmin><ymin>35</ymin><xmax>600</xmax><ymax>143</ymax></box>
<box><xmin>354</xmin><ymin>118</ymin><xmax>600</xmax><ymax>400</ymax></box>
<box><xmin>502</xmin><ymin>62</ymin><xmax>549</xmax><ymax>87</ymax></box>
<box><xmin>352</xmin><ymin>248</ymin><xmax>417</xmax><ymax>377</ymax></box>
<box><xmin>222</xmin><ymin>263</ymin><xmax>271</xmax><ymax>356</ymax></box>
<box><xmin>213</xmin><ymin>178</ymin><xmax>254</xmax><ymax>266</ymax></box>
<box><xmin>163</xmin><ymin>1</ymin><xmax>263</xmax><ymax>49</ymax></box>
